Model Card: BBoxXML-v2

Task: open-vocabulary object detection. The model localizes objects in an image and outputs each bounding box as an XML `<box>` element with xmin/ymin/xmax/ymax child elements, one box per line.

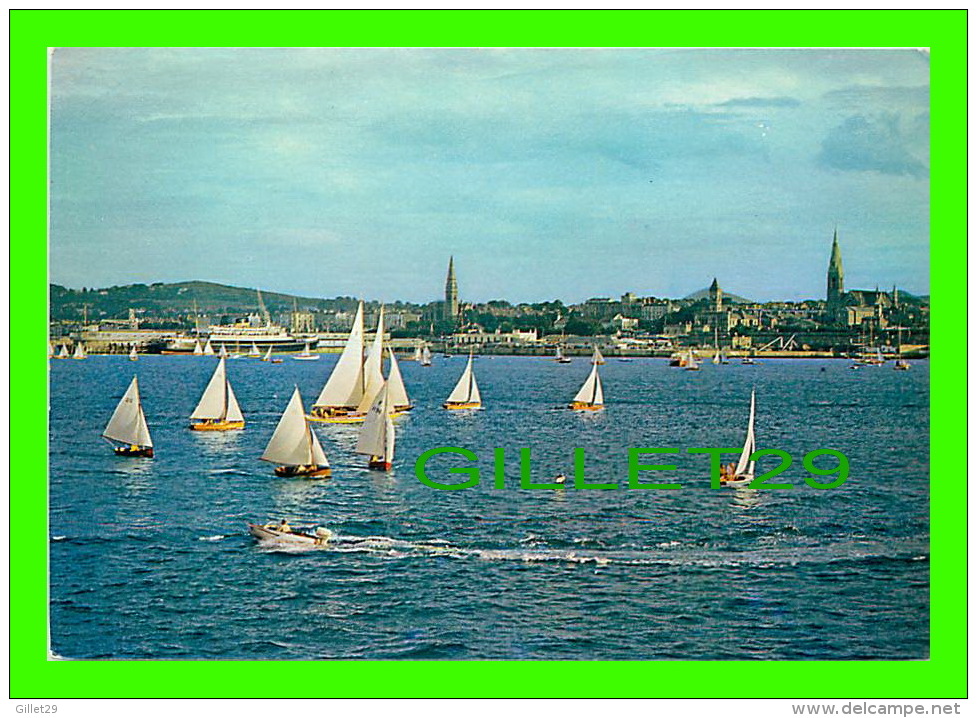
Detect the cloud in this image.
<box><xmin>818</xmin><ymin>114</ymin><xmax>927</xmax><ymax>177</ymax></box>
<box><xmin>716</xmin><ymin>96</ymin><xmax>801</xmax><ymax>108</ymax></box>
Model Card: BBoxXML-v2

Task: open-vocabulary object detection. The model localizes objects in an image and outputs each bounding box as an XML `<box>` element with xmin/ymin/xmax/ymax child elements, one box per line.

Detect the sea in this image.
<box><xmin>49</xmin><ymin>354</ymin><xmax>929</xmax><ymax>660</ymax></box>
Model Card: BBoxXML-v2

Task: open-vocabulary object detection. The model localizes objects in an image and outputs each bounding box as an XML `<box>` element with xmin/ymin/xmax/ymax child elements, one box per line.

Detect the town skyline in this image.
<box><xmin>51</xmin><ymin>48</ymin><xmax>929</xmax><ymax>302</ymax></box>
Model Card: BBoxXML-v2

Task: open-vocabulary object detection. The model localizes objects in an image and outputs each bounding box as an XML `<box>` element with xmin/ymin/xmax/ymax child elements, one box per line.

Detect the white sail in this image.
<box><xmin>191</xmin><ymin>357</ymin><xmax>243</xmax><ymax>421</ymax></box>
<box><xmin>356</xmin><ymin>381</ymin><xmax>394</xmax><ymax>460</ymax></box>
<box><xmin>73</xmin><ymin>343</ymin><xmax>86</xmax><ymax>359</ymax></box>
<box><xmin>356</xmin><ymin>306</ymin><xmax>386</xmax><ymax>413</ymax></box>
<box><xmin>446</xmin><ymin>353</ymin><xmax>480</xmax><ymax>404</ymax></box>
<box><xmin>386</xmin><ymin>348</ymin><xmax>411</xmax><ymax>407</ymax></box>
<box><xmin>592</xmin><ymin>346</ymin><xmax>604</xmax><ymax>364</ymax></box>
<box><xmin>314</xmin><ymin>302</ymin><xmax>365</xmax><ymax>409</ymax></box>
<box><xmin>263</xmin><ymin>346</ymin><xmax>273</xmax><ymax>361</ymax></box>
<box><xmin>129</xmin><ymin>345</ymin><xmax>138</xmax><ymax>360</ymax></box>
<box><xmin>103</xmin><ymin>376</ymin><xmax>153</xmax><ymax>447</ymax></box>
<box><xmin>59</xmin><ymin>345</ymin><xmax>70</xmax><ymax>358</ymax></box>
<box><xmin>712</xmin><ymin>349</ymin><xmax>721</xmax><ymax>365</ymax></box>
<box><xmin>413</xmin><ymin>346</ymin><xmax>423</xmax><ymax>362</ymax></box>
<box><xmin>300</xmin><ymin>343</ymin><xmax>311</xmax><ymax>356</ymax></box>
<box><xmin>573</xmin><ymin>364</ymin><xmax>603</xmax><ymax>406</ymax></box>
<box><xmin>249</xmin><ymin>342</ymin><xmax>261</xmax><ymax>357</ymax></box>
<box><xmin>686</xmin><ymin>350</ymin><xmax>699</xmax><ymax>369</ymax></box>
<box><xmin>48</xmin><ymin>342</ymin><xmax>54</xmax><ymax>357</ymax></box>
<box><xmin>203</xmin><ymin>339</ymin><xmax>215</xmax><ymax>355</ymax></box>
<box><xmin>555</xmin><ymin>346</ymin><xmax>563</xmax><ymax>360</ymax></box>
<box><xmin>420</xmin><ymin>345</ymin><xmax>432</xmax><ymax>366</ymax></box>
<box><xmin>262</xmin><ymin>387</ymin><xmax>326</xmax><ymax>466</ymax></box>
<box><xmin>219</xmin><ymin>343</ymin><xmax>228</xmax><ymax>358</ymax></box>
<box><xmin>193</xmin><ymin>340</ymin><xmax>204</xmax><ymax>355</ymax></box>
<box><xmin>733</xmin><ymin>390</ymin><xmax>757</xmax><ymax>478</ymax></box>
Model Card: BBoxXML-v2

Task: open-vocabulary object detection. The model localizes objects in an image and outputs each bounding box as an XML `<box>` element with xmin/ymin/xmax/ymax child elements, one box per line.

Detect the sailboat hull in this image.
<box><xmin>721</xmin><ymin>475</ymin><xmax>754</xmax><ymax>488</ymax></box>
<box><xmin>273</xmin><ymin>464</ymin><xmax>331</xmax><ymax>478</ymax></box>
<box><xmin>570</xmin><ymin>402</ymin><xmax>603</xmax><ymax>412</ymax></box>
<box><xmin>190</xmin><ymin>420</ymin><xmax>245</xmax><ymax>431</ymax></box>
<box><xmin>368</xmin><ymin>459</ymin><xmax>393</xmax><ymax>471</ymax></box>
<box><xmin>444</xmin><ymin>401</ymin><xmax>481</xmax><ymax>410</ymax></box>
<box><xmin>113</xmin><ymin>445</ymin><xmax>154</xmax><ymax>458</ymax></box>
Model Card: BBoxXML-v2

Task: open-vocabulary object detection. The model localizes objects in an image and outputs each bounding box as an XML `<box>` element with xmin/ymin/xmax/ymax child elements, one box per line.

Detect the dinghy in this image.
<box><xmin>129</xmin><ymin>345</ymin><xmax>139</xmax><ymax>361</ymax></box>
<box><xmin>247</xmin><ymin>523</ymin><xmax>333</xmax><ymax>546</ymax></box>
<box><xmin>420</xmin><ymin>345</ymin><xmax>432</xmax><ymax>367</ymax></box>
<box><xmin>385</xmin><ymin>348</ymin><xmax>413</xmax><ymax>412</ymax></box>
<box><xmin>189</xmin><ymin>356</ymin><xmax>245</xmax><ymax>431</ymax></box>
<box><xmin>193</xmin><ymin>340</ymin><xmax>204</xmax><ymax>356</ymax></box>
<box><xmin>102</xmin><ymin>376</ymin><xmax>154</xmax><ymax>457</ymax></box>
<box><xmin>591</xmin><ymin>346</ymin><xmax>605</xmax><ymax>365</ymax></box>
<box><xmin>57</xmin><ymin>344</ymin><xmax>70</xmax><ymax>359</ymax></box>
<box><xmin>570</xmin><ymin>363</ymin><xmax>604</xmax><ymax>412</ymax></box>
<box><xmin>685</xmin><ymin>349</ymin><xmax>700</xmax><ymax>371</ymax></box>
<box><xmin>720</xmin><ymin>390</ymin><xmax>756</xmax><ymax>488</ymax></box>
<box><xmin>555</xmin><ymin>345</ymin><xmax>572</xmax><ymax>364</ymax></box>
<box><xmin>292</xmin><ymin>343</ymin><xmax>320</xmax><ymax>361</ymax></box>
<box><xmin>444</xmin><ymin>351</ymin><xmax>481</xmax><ymax>410</ymax></box>
<box><xmin>202</xmin><ymin>339</ymin><xmax>215</xmax><ymax>355</ymax></box>
<box><xmin>261</xmin><ymin>386</ymin><xmax>331</xmax><ymax>478</ymax></box>
<box><xmin>262</xmin><ymin>346</ymin><xmax>283</xmax><ymax>363</ymax></box>
<box><xmin>356</xmin><ymin>381</ymin><xmax>395</xmax><ymax>471</ymax></box>
<box><xmin>248</xmin><ymin>342</ymin><xmax>262</xmax><ymax>358</ymax></box>
<box><xmin>73</xmin><ymin>343</ymin><xmax>87</xmax><ymax>360</ymax></box>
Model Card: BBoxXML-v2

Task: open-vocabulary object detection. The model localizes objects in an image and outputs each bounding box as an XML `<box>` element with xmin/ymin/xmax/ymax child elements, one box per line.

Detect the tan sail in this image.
<box><xmin>571</xmin><ymin>363</ymin><xmax>603</xmax><ymax>410</ymax></box>
<box><xmin>103</xmin><ymin>376</ymin><xmax>153</xmax><ymax>455</ymax></box>
<box><xmin>313</xmin><ymin>302</ymin><xmax>365</xmax><ymax>412</ymax></box>
<box><xmin>386</xmin><ymin>348</ymin><xmax>411</xmax><ymax>410</ymax></box>
<box><xmin>356</xmin><ymin>381</ymin><xmax>395</xmax><ymax>468</ymax></box>
<box><xmin>444</xmin><ymin>352</ymin><xmax>481</xmax><ymax>409</ymax></box>
<box><xmin>262</xmin><ymin>386</ymin><xmax>330</xmax><ymax>472</ymax></box>
<box><xmin>356</xmin><ymin>306</ymin><xmax>386</xmax><ymax>413</ymax></box>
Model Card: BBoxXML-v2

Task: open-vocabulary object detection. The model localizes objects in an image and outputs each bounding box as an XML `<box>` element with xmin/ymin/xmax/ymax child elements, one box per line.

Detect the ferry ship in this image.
<box><xmin>164</xmin><ymin>314</ymin><xmax>314</xmax><ymax>354</ymax></box>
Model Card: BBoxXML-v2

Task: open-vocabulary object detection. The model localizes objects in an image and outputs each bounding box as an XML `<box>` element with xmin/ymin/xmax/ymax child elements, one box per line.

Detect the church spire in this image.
<box><xmin>444</xmin><ymin>256</ymin><xmax>459</xmax><ymax>322</ymax></box>
<box><xmin>827</xmin><ymin>229</ymin><xmax>845</xmax><ymax>307</ymax></box>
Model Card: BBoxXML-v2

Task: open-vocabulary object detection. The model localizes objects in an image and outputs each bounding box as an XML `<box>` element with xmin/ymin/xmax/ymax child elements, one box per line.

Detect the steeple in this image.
<box><xmin>444</xmin><ymin>256</ymin><xmax>459</xmax><ymax>321</ymax></box>
<box><xmin>708</xmin><ymin>277</ymin><xmax>723</xmax><ymax>312</ymax></box>
<box><xmin>827</xmin><ymin>228</ymin><xmax>845</xmax><ymax>307</ymax></box>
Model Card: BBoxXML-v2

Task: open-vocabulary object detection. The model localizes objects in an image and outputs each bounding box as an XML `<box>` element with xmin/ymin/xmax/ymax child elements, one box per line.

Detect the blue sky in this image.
<box><xmin>50</xmin><ymin>47</ymin><xmax>929</xmax><ymax>304</ymax></box>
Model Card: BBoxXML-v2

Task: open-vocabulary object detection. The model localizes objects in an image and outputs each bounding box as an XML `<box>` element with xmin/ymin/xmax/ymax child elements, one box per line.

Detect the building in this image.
<box><xmin>444</xmin><ymin>256</ymin><xmax>459</xmax><ymax>322</ymax></box>
<box><xmin>827</xmin><ymin>228</ymin><xmax>845</xmax><ymax>308</ymax></box>
<box><xmin>709</xmin><ymin>277</ymin><xmax>723</xmax><ymax>312</ymax></box>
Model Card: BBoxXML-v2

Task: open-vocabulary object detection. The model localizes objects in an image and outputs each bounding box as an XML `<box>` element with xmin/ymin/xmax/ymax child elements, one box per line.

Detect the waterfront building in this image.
<box><xmin>444</xmin><ymin>256</ymin><xmax>459</xmax><ymax>322</ymax></box>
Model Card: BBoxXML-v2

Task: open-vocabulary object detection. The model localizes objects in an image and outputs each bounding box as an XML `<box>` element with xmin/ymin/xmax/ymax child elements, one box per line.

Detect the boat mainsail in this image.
<box><xmin>722</xmin><ymin>390</ymin><xmax>757</xmax><ymax>487</ymax></box>
<box><xmin>385</xmin><ymin>348</ymin><xmax>412</xmax><ymax>411</ymax></box>
<box><xmin>103</xmin><ymin>376</ymin><xmax>154</xmax><ymax>456</ymax></box>
<box><xmin>73</xmin><ymin>343</ymin><xmax>87</xmax><ymax>360</ymax></box>
<box><xmin>312</xmin><ymin>301</ymin><xmax>366</xmax><ymax>418</ymax></box>
<box><xmin>58</xmin><ymin>344</ymin><xmax>70</xmax><ymax>359</ymax></box>
<box><xmin>420</xmin><ymin>345</ymin><xmax>432</xmax><ymax>366</ymax></box>
<box><xmin>129</xmin><ymin>345</ymin><xmax>139</xmax><ymax>361</ymax></box>
<box><xmin>355</xmin><ymin>381</ymin><xmax>395</xmax><ymax>471</ymax></box>
<box><xmin>203</xmin><ymin>339</ymin><xmax>215</xmax><ymax>355</ymax></box>
<box><xmin>190</xmin><ymin>356</ymin><xmax>245</xmax><ymax>430</ymax></box>
<box><xmin>570</xmin><ymin>363</ymin><xmax>604</xmax><ymax>411</ymax></box>
<box><xmin>261</xmin><ymin>386</ymin><xmax>330</xmax><ymax>477</ymax></box>
<box><xmin>444</xmin><ymin>351</ymin><xmax>481</xmax><ymax>409</ymax></box>
<box><xmin>249</xmin><ymin>342</ymin><xmax>261</xmax><ymax>357</ymax></box>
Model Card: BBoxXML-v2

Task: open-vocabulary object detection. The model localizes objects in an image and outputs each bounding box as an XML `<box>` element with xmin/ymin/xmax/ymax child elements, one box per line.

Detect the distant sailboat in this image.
<box><xmin>193</xmin><ymin>340</ymin><xmax>204</xmax><ymax>356</ymax></box>
<box><xmin>420</xmin><ymin>345</ymin><xmax>432</xmax><ymax>367</ymax></box>
<box><xmin>311</xmin><ymin>302</ymin><xmax>366</xmax><ymax>421</ymax></box>
<box><xmin>353</xmin><ymin>306</ymin><xmax>387</xmax><ymax>416</ymax></box>
<box><xmin>262</xmin><ymin>346</ymin><xmax>282</xmax><ymax>363</ymax></box>
<box><xmin>293</xmin><ymin>343</ymin><xmax>320</xmax><ymax>361</ymax></box>
<box><xmin>73</xmin><ymin>343</ymin><xmax>87</xmax><ymax>360</ymax></box>
<box><xmin>102</xmin><ymin>376</ymin><xmax>154</xmax><ymax>457</ymax></box>
<box><xmin>58</xmin><ymin>344</ymin><xmax>70</xmax><ymax>359</ymax></box>
<box><xmin>261</xmin><ymin>387</ymin><xmax>331</xmax><ymax>478</ymax></box>
<box><xmin>444</xmin><ymin>351</ymin><xmax>481</xmax><ymax>410</ymax></box>
<box><xmin>721</xmin><ymin>390</ymin><xmax>756</xmax><ymax>488</ymax></box>
<box><xmin>570</xmin><ymin>363</ymin><xmax>604</xmax><ymax>411</ymax></box>
<box><xmin>218</xmin><ymin>343</ymin><xmax>229</xmax><ymax>358</ymax></box>
<box><xmin>555</xmin><ymin>346</ymin><xmax>572</xmax><ymax>364</ymax></box>
<box><xmin>48</xmin><ymin>342</ymin><xmax>54</xmax><ymax>358</ymax></box>
<box><xmin>203</xmin><ymin>339</ymin><xmax>215</xmax><ymax>356</ymax></box>
<box><xmin>712</xmin><ymin>328</ymin><xmax>722</xmax><ymax>365</ymax></box>
<box><xmin>411</xmin><ymin>346</ymin><xmax>423</xmax><ymax>362</ymax></box>
<box><xmin>685</xmin><ymin>349</ymin><xmax>700</xmax><ymax>371</ymax></box>
<box><xmin>355</xmin><ymin>381</ymin><xmax>395</xmax><ymax>471</ymax></box>
<box><xmin>249</xmin><ymin>342</ymin><xmax>261</xmax><ymax>358</ymax></box>
<box><xmin>385</xmin><ymin>348</ymin><xmax>412</xmax><ymax>412</ymax></box>
<box><xmin>129</xmin><ymin>345</ymin><xmax>139</xmax><ymax>361</ymax></box>
<box><xmin>189</xmin><ymin>357</ymin><xmax>245</xmax><ymax>431</ymax></box>
<box><xmin>591</xmin><ymin>346</ymin><xmax>605</xmax><ymax>365</ymax></box>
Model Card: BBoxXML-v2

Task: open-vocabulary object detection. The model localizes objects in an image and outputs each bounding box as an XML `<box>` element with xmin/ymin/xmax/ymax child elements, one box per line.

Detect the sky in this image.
<box><xmin>50</xmin><ymin>47</ymin><xmax>930</xmax><ymax>304</ymax></box>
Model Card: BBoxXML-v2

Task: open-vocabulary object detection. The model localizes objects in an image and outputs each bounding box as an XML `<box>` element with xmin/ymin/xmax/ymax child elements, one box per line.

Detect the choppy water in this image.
<box><xmin>49</xmin><ymin>355</ymin><xmax>928</xmax><ymax>659</ymax></box>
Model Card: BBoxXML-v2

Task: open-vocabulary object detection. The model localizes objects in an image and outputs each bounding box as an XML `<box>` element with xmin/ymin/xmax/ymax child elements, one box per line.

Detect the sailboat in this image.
<box><xmin>203</xmin><ymin>339</ymin><xmax>215</xmax><ymax>355</ymax></box>
<box><xmin>411</xmin><ymin>346</ymin><xmax>423</xmax><ymax>362</ymax></box>
<box><xmin>261</xmin><ymin>387</ymin><xmax>331</xmax><ymax>478</ymax></box>
<box><xmin>685</xmin><ymin>349</ymin><xmax>700</xmax><ymax>371</ymax></box>
<box><xmin>310</xmin><ymin>303</ymin><xmax>390</xmax><ymax>423</ymax></box>
<box><xmin>102</xmin><ymin>376</ymin><xmax>154</xmax><ymax>457</ymax></box>
<box><xmin>356</xmin><ymin>381</ymin><xmax>395</xmax><ymax>471</ymax></box>
<box><xmin>292</xmin><ymin>342</ymin><xmax>319</xmax><ymax>361</ymax></box>
<box><xmin>893</xmin><ymin>326</ymin><xmax>910</xmax><ymax>370</ymax></box>
<box><xmin>189</xmin><ymin>356</ymin><xmax>245</xmax><ymax>431</ymax></box>
<box><xmin>48</xmin><ymin>342</ymin><xmax>54</xmax><ymax>358</ymax></box>
<box><xmin>248</xmin><ymin>342</ymin><xmax>262</xmax><ymax>358</ymax></box>
<box><xmin>73</xmin><ymin>343</ymin><xmax>87</xmax><ymax>360</ymax></box>
<box><xmin>262</xmin><ymin>346</ymin><xmax>283</xmax><ymax>363</ymax></box>
<box><xmin>218</xmin><ymin>343</ymin><xmax>229</xmax><ymax>358</ymax></box>
<box><xmin>721</xmin><ymin>351</ymin><xmax>730</xmax><ymax>365</ymax></box>
<box><xmin>57</xmin><ymin>344</ymin><xmax>70</xmax><ymax>359</ymax></box>
<box><xmin>555</xmin><ymin>345</ymin><xmax>572</xmax><ymax>364</ymax></box>
<box><xmin>129</xmin><ymin>345</ymin><xmax>139</xmax><ymax>361</ymax></box>
<box><xmin>721</xmin><ymin>390</ymin><xmax>756</xmax><ymax>488</ymax></box>
<box><xmin>570</xmin><ymin>363</ymin><xmax>604</xmax><ymax>411</ymax></box>
<box><xmin>591</xmin><ymin>346</ymin><xmax>605</xmax><ymax>365</ymax></box>
<box><xmin>420</xmin><ymin>345</ymin><xmax>432</xmax><ymax>367</ymax></box>
<box><xmin>385</xmin><ymin>348</ymin><xmax>413</xmax><ymax>412</ymax></box>
<box><xmin>193</xmin><ymin>340</ymin><xmax>204</xmax><ymax>356</ymax></box>
<box><xmin>444</xmin><ymin>351</ymin><xmax>482</xmax><ymax>410</ymax></box>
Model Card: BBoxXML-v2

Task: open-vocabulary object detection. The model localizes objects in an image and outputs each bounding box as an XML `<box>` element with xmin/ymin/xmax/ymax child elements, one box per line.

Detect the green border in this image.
<box><xmin>13</xmin><ymin>10</ymin><xmax>965</xmax><ymax>698</ymax></box>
